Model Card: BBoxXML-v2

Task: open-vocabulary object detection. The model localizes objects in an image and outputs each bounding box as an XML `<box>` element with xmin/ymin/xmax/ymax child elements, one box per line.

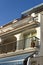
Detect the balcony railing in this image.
<box><xmin>0</xmin><ymin>36</ymin><xmax>39</xmax><ymax>54</ymax></box>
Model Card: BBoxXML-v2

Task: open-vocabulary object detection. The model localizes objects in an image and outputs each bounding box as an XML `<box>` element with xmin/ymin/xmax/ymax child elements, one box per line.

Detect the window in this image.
<box><xmin>24</xmin><ymin>33</ymin><xmax>31</xmax><ymax>48</ymax></box>
<box><xmin>24</xmin><ymin>29</ymin><xmax>37</xmax><ymax>49</ymax></box>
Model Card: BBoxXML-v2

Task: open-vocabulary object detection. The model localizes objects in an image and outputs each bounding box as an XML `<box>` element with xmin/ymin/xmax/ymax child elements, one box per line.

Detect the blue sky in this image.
<box><xmin>0</xmin><ymin>0</ymin><xmax>43</xmax><ymax>26</ymax></box>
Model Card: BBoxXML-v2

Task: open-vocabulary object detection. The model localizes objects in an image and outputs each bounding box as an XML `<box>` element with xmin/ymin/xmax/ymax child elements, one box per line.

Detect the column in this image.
<box><xmin>38</xmin><ymin>12</ymin><xmax>43</xmax><ymax>56</ymax></box>
<box><xmin>15</xmin><ymin>33</ymin><xmax>24</xmax><ymax>51</ymax></box>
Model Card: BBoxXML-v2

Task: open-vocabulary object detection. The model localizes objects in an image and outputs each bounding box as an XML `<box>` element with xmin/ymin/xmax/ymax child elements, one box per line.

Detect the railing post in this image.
<box><xmin>6</xmin><ymin>44</ymin><xmax>7</xmax><ymax>53</ymax></box>
<box><xmin>13</xmin><ymin>42</ymin><xmax>14</xmax><ymax>52</ymax></box>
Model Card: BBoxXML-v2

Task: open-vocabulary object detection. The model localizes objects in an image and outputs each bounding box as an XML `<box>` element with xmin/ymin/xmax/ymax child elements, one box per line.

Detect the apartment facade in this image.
<box><xmin>0</xmin><ymin>3</ymin><xmax>43</xmax><ymax>65</ymax></box>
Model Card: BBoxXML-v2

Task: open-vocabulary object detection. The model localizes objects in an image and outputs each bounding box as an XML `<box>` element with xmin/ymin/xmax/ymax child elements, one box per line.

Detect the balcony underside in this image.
<box><xmin>0</xmin><ymin>47</ymin><xmax>38</xmax><ymax>58</ymax></box>
<box><xmin>0</xmin><ymin>21</ymin><xmax>40</xmax><ymax>37</ymax></box>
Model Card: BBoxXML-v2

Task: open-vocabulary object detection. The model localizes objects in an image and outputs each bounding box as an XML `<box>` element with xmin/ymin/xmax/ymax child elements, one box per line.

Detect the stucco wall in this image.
<box><xmin>40</xmin><ymin>12</ymin><xmax>43</xmax><ymax>56</ymax></box>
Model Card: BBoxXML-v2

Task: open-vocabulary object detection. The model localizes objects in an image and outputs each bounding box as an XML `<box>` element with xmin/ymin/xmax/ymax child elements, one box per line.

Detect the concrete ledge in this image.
<box><xmin>0</xmin><ymin>47</ymin><xmax>38</xmax><ymax>58</ymax></box>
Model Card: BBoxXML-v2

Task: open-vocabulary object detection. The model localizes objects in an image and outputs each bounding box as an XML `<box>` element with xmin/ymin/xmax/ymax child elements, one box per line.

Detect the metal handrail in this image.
<box><xmin>0</xmin><ymin>36</ymin><xmax>39</xmax><ymax>46</ymax></box>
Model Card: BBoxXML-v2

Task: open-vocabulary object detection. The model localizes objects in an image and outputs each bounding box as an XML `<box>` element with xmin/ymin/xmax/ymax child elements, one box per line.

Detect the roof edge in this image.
<box><xmin>21</xmin><ymin>3</ymin><xmax>43</xmax><ymax>15</ymax></box>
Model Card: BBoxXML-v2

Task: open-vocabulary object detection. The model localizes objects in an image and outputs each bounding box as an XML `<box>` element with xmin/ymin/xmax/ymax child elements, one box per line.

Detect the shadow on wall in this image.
<box><xmin>0</xmin><ymin>36</ymin><xmax>17</xmax><ymax>53</ymax></box>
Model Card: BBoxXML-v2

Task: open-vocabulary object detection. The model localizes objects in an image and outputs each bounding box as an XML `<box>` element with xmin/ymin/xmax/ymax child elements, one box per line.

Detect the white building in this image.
<box><xmin>0</xmin><ymin>3</ymin><xmax>43</xmax><ymax>65</ymax></box>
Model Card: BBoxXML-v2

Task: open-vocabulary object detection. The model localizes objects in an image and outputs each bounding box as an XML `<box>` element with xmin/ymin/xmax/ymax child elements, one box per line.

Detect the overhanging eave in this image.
<box><xmin>0</xmin><ymin>21</ymin><xmax>40</xmax><ymax>38</ymax></box>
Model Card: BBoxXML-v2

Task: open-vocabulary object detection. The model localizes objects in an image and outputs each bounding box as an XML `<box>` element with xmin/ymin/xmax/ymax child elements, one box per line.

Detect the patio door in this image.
<box><xmin>24</xmin><ymin>29</ymin><xmax>37</xmax><ymax>49</ymax></box>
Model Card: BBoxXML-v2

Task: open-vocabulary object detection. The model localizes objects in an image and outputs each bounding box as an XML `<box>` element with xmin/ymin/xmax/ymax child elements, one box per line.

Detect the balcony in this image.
<box><xmin>0</xmin><ymin>16</ymin><xmax>40</xmax><ymax>36</ymax></box>
<box><xmin>0</xmin><ymin>36</ymin><xmax>40</xmax><ymax>58</ymax></box>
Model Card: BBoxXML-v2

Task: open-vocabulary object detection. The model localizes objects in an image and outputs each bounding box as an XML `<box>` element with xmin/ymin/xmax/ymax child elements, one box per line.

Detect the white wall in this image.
<box><xmin>37</xmin><ymin>12</ymin><xmax>43</xmax><ymax>56</ymax></box>
<box><xmin>36</xmin><ymin>13</ymin><xmax>40</xmax><ymax>39</ymax></box>
<box><xmin>36</xmin><ymin>27</ymin><xmax>40</xmax><ymax>39</ymax></box>
<box><xmin>40</xmin><ymin>12</ymin><xmax>43</xmax><ymax>56</ymax></box>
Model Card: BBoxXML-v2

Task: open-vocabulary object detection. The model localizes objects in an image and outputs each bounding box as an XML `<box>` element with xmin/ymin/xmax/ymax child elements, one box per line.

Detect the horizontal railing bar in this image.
<box><xmin>0</xmin><ymin>36</ymin><xmax>39</xmax><ymax>46</ymax></box>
